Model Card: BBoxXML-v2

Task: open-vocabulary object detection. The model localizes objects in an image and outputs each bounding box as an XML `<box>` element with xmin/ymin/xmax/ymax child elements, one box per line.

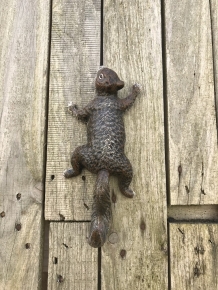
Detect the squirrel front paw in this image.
<box><xmin>67</xmin><ymin>102</ymin><xmax>78</xmax><ymax>116</ymax></box>
<box><xmin>132</xmin><ymin>83</ymin><xmax>141</xmax><ymax>95</ymax></box>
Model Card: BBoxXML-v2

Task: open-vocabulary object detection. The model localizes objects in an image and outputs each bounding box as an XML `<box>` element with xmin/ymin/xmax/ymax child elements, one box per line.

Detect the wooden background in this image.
<box><xmin>0</xmin><ymin>0</ymin><xmax>218</xmax><ymax>289</ymax></box>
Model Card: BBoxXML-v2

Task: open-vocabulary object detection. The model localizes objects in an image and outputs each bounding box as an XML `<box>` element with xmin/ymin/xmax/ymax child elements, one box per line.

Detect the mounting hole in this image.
<box><xmin>51</xmin><ymin>175</ymin><xmax>55</xmax><ymax>180</ymax></box>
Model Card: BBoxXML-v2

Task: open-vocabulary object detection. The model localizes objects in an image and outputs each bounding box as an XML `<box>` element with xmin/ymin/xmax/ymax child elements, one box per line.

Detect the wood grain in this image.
<box><xmin>102</xmin><ymin>0</ymin><xmax>167</xmax><ymax>289</ymax></box>
<box><xmin>211</xmin><ymin>0</ymin><xmax>218</xmax><ymax>128</ymax></box>
<box><xmin>165</xmin><ymin>0</ymin><xmax>218</xmax><ymax>205</ymax></box>
<box><xmin>0</xmin><ymin>0</ymin><xmax>50</xmax><ymax>289</ymax></box>
<box><xmin>170</xmin><ymin>223</ymin><xmax>218</xmax><ymax>289</ymax></box>
<box><xmin>48</xmin><ymin>222</ymin><xmax>98</xmax><ymax>289</ymax></box>
<box><xmin>45</xmin><ymin>0</ymin><xmax>101</xmax><ymax>221</ymax></box>
<box><xmin>168</xmin><ymin>205</ymin><xmax>218</xmax><ymax>221</ymax></box>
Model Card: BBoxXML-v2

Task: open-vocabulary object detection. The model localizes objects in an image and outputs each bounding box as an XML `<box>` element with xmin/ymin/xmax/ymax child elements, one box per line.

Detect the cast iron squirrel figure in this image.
<box><xmin>64</xmin><ymin>67</ymin><xmax>140</xmax><ymax>248</ymax></box>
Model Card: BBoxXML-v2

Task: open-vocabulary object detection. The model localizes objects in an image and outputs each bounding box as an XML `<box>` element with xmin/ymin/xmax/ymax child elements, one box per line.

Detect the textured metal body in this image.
<box><xmin>64</xmin><ymin>67</ymin><xmax>140</xmax><ymax>247</ymax></box>
<box><xmin>87</xmin><ymin>95</ymin><xmax>126</xmax><ymax>171</ymax></box>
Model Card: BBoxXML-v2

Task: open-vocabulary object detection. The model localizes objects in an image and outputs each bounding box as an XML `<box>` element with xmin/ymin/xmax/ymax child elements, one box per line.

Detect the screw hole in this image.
<box><xmin>51</xmin><ymin>175</ymin><xmax>55</xmax><ymax>180</ymax></box>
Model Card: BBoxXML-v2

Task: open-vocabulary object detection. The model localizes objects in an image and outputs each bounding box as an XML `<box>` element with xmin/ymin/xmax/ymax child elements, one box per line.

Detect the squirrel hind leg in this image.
<box><xmin>116</xmin><ymin>157</ymin><xmax>135</xmax><ymax>198</ymax></box>
<box><xmin>64</xmin><ymin>145</ymin><xmax>91</xmax><ymax>178</ymax></box>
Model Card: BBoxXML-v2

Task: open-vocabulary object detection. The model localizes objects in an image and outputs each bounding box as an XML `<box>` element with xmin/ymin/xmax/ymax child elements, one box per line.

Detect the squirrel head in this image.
<box><xmin>95</xmin><ymin>67</ymin><xmax>124</xmax><ymax>94</ymax></box>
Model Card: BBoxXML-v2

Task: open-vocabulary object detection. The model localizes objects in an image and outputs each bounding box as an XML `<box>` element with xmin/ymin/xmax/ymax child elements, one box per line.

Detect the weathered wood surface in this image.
<box><xmin>48</xmin><ymin>222</ymin><xmax>98</xmax><ymax>289</ymax></box>
<box><xmin>168</xmin><ymin>205</ymin><xmax>218</xmax><ymax>221</ymax></box>
<box><xmin>170</xmin><ymin>223</ymin><xmax>218</xmax><ymax>289</ymax></box>
<box><xmin>45</xmin><ymin>0</ymin><xmax>101</xmax><ymax>221</ymax></box>
<box><xmin>1</xmin><ymin>0</ymin><xmax>217</xmax><ymax>289</ymax></box>
<box><xmin>101</xmin><ymin>0</ymin><xmax>168</xmax><ymax>289</ymax></box>
<box><xmin>0</xmin><ymin>0</ymin><xmax>50</xmax><ymax>289</ymax></box>
<box><xmin>211</xmin><ymin>0</ymin><xmax>218</xmax><ymax>121</ymax></box>
<box><xmin>165</xmin><ymin>0</ymin><xmax>218</xmax><ymax>205</ymax></box>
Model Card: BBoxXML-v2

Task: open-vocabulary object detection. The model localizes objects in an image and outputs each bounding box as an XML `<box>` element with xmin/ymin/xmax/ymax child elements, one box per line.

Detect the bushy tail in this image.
<box><xmin>88</xmin><ymin>169</ymin><xmax>112</xmax><ymax>248</ymax></box>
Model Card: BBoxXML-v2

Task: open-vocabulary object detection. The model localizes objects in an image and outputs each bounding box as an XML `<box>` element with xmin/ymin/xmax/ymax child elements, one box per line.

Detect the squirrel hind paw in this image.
<box><xmin>121</xmin><ymin>188</ymin><xmax>135</xmax><ymax>198</ymax></box>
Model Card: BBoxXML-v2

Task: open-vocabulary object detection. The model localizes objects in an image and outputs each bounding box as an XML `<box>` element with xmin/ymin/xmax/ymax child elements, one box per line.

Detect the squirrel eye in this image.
<box><xmin>99</xmin><ymin>73</ymin><xmax>104</xmax><ymax>79</ymax></box>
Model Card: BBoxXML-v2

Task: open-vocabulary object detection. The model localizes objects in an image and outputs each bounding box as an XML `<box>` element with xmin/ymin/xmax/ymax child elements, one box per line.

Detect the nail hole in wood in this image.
<box><xmin>25</xmin><ymin>243</ymin><xmax>31</xmax><ymax>249</ymax></box>
<box><xmin>120</xmin><ymin>249</ymin><xmax>126</xmax><ymax>259</ymax></box>
<box><xmin>0</xmin><ymin>211</ymin><xmax>5</xmax><ymax>218</ymax></box>
<box><xmin>16</xmin><ymin>193</ymin><xmax>21</xmax><ymax>200</ymax></box>
<box><xmin>140</xmin><ymin>221</ymin><xmax>146</xmax><ymax>231</ymax></box>
<box><xmin>15</xmin><ymin>223</ymin><xmax>22</xmax><ymax>231</ymax></box>
<box><xmin>53</xmin><ymin>257</ymin><xmax>58</xmax><ymax>264</ymax></box>
<box><xmin>51</xmin><ymin>175</ymin><xmax>55</xmax><ymax>180</ymax></box>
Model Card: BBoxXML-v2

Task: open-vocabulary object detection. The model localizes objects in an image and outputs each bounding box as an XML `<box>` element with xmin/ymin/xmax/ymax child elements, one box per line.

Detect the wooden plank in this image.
<box><xmin>45</xmin><ymin>0</ymin><xmax>101</xmax><ymax>220</ymax></box>
<box><xmin>48</xmin><ymin>222</ymin><xmax>98</xmax><ymax>289</ymax></box>
<box><xmin>102</xmin><ymin>1</ymin><xmax>167</xmax><ymax>289</ymax></box>
<box><xmin>0</xmin><ymin>0</ymin><xmax>50</xmax><ymax>289</ymax></box>
<box><xmin>168</xmin><ymin>205</ymin><xmax>218</xmax><ymax>221</ymax></box>
<box><xmin>170</xmin><ymin>223</ymin><xmax>218</xmax><ymax>289</ymax></box>
<box><xmin>211</xmin><ymin>1</ymin><xmax>218</xmax><ymax>123</ymax></box>
<box><xmin>165</xmin><ymin>0</ymin><xmax>218</xmax><ymax>205</ymax></box>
